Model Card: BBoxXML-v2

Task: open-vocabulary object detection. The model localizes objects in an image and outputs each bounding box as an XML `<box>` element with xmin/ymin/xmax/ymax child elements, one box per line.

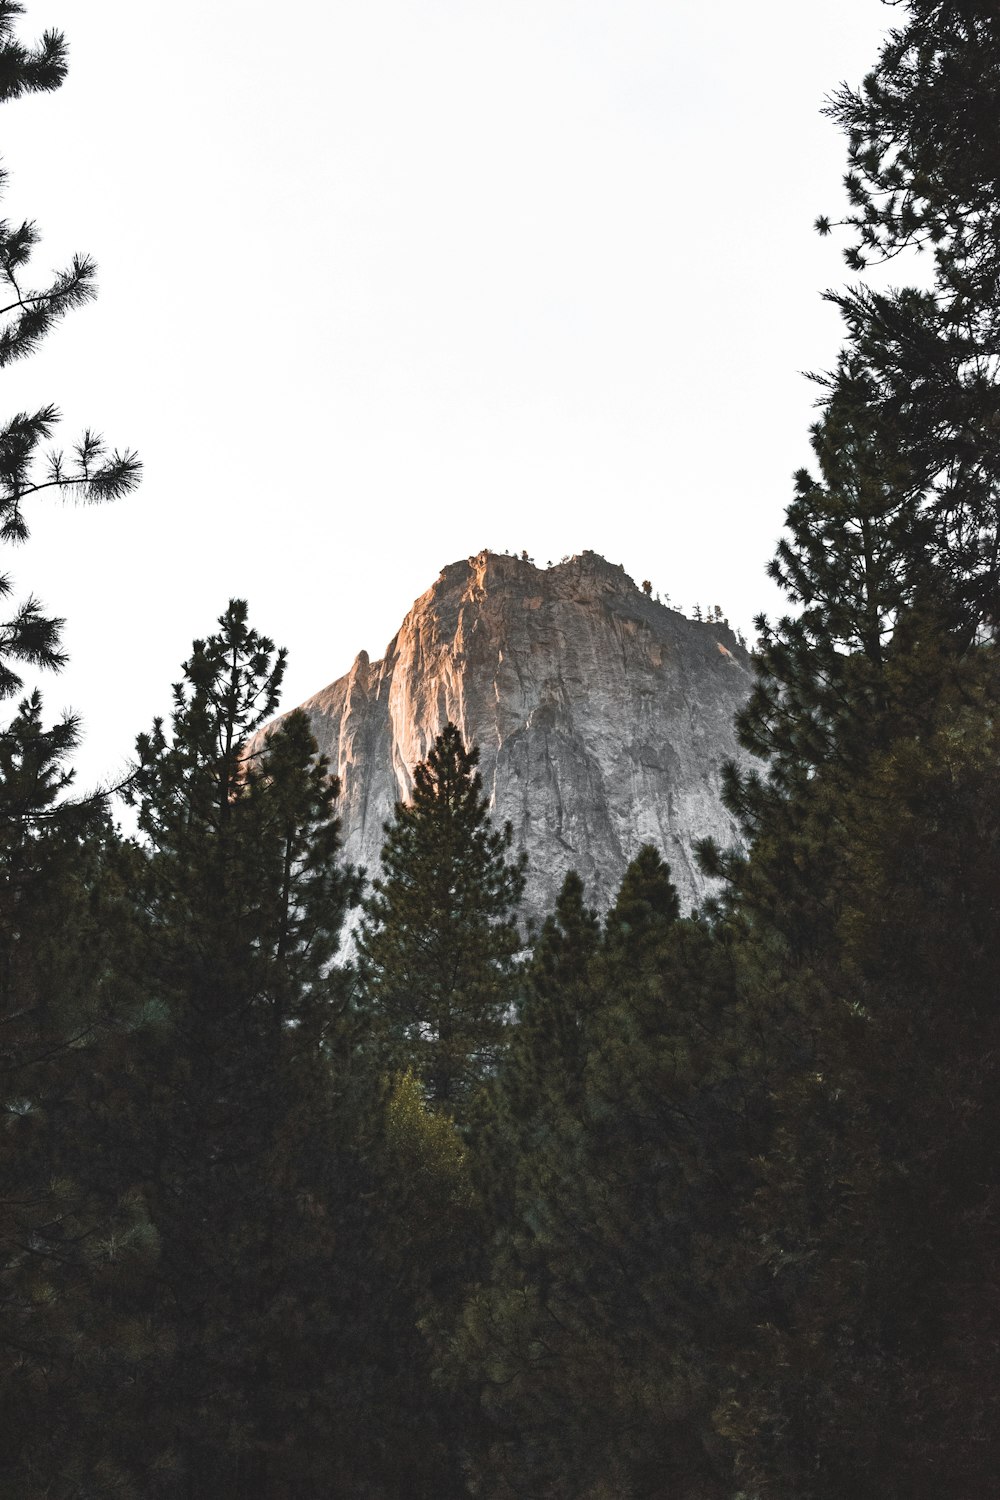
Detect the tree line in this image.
<box><xmin>3</xmin><ymin>0</ymin><xmax>1000</xmax><ymax>1495</ymax></box>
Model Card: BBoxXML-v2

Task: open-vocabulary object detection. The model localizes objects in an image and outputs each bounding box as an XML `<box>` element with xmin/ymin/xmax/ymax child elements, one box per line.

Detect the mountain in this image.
<box><xmin>270</xmin><ymin>550</ymin><xmax>756</xmax><ymax>923</ymax></box>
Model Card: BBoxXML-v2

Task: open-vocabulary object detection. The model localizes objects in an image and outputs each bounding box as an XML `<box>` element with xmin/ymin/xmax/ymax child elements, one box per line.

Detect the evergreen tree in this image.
<box><xmin>602</xmin><ymin>841</ymin><xmax>680</xmax><ymax>958</ymax></box>
<box><xmin>0</xmin><ymin>2</ymin><xmax>140</xmax><ymax>698</ymax></box>
<box><xmin>357</xmin><ymin>722</ymin><xmax>526</xmax><ymax>1120</ymax></box>
<box><xmin>694</xmin><ymin>7</ymin><xmax>1000</xmax><ymax>1492</ymax></box>
<box><xmin>814</xmin><ymin>1</ymin><xmax>1000</xmax><ymax>630</ymax></box>
<box><xmin>457</xmin><ymin>850</ymin><xmax>748</xmax><ymax>1499</ymax></box>
<box><xmin>95</xmin><ymin>602</ymin><xmax>381</xmax><ymax>1498</ymax></box>
<box><xmin>454</xmin><ymin>11</ymin><xmax>1000</xmax><ymax>1497</ymax></box>
<box><xmin>509</xmin><ymin>869</ymin><xmax>601</xmax><ymax>1117</ymax></box>
<box><xmin>714</xmin><ymin>653</ymin><xmax>1000</xmax><ymax>1500</ymax></box>
<box><xmin>373</xmin><ymin>1071</ymin><xmax>486</xmax><ymax>1499</ymax></box>
<box><xmin>456</xmin><ymin>868</ymin><xmax>605</xmax><ymax>1498</ymax></box>
<box><xmin>0</xmin><ymin>13</ymin><xmax>141</xmax><ymax>1482</ymax></box>
<box><xmin>702</xmin><ymin>4</ymin><xmax>1000</xmax><ymax>937</ymax></box>
<box><xmin>0</xmin><ymin>695</ymin><xmax>150</xmax><ymax>1496</ymax></box>
<box><xmin>469</xmin><ymin>869</ymin><xmax>602</xmax><ymax>1256</ymax></box>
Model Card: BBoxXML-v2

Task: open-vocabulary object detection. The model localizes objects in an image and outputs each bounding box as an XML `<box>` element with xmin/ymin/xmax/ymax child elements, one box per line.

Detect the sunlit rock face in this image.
<box><xmin>272</xmin><ymin>550</ymin><xmax>756</xmax><ymax>925</ymax></box>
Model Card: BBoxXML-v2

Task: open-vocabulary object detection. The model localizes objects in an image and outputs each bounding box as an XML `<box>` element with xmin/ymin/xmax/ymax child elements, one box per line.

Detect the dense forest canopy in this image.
<box><xmin>1</xmin><ymin>2</ymin><xmax>998</xmax><ymax>1495</ymax></box>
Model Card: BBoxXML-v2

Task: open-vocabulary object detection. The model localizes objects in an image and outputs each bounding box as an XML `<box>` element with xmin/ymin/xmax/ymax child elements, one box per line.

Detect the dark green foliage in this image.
<box><xmin>603</xmin><ymin>841</ymin><xmax>680</xmax><ymax>958</ymax></box>
<box><xmin>1</xmin><ymin>603</ymin><xmax>481</xmax><ymax>1499</ymax></box>
<box><xmin>704</xmin><ymin>4</ymin><xmax>1000</xmax><ymax>929</ymax></box>
<box><xmin>695</xmin><ymin>9</ymin><xmax>1000</xmax><ymax>1492</ymax></box>
<box><xmin>126</xmin><ymin>602</ymin><xmax>356</xmax><ymax>1033</ymax></box>
<box><xmin>563</xmin><ymin>912</ymin><xmax>758</xmax><ymax>1500</ymax></box>
<box><xmin>457</xmin><ymin>851</ymin><xmax>756</xmax><ymax>1499</ymax></box>
<box><xmin>4</xmin><ymin>5</ymin><xmax>1000</xmax><ymax>1493</ymax></box>
<box><xmin>0</xmin><ymin>4</ymin><xmax>140</xmax><ymax>698</ymax></box>
<box><xmin>0</xmin><ymin>695</ymin><xmax>149</xmax><ymax>1495</ymax></box>
<box><xmin>816</xmin><ymin>2</ymin><xmax>1000</xmax><ymax>629</ymax></box>
<box><xmin>375</xmin><ymin>1072</ymin><xmax>488</xmax><ymax>1499</ymax></box>
<box><xmin>821</xmin><ymin>1</ymin><xmax>999</xmax><ymax>281</ymax></box>
<box><xmin>469</xmin><ymin>868</ymin><xmax>601</xmax><ymax>1232</ymax></box>
<box><xmin>357</xmin><ymin>722</ymin><xmax>526</xmax><ymax>1119</ymax></box>
<box><xmin>715</xmin><ymin>655</ymin><xmax>1000</xmax><ymax>1500</ymax></box>
<box><xmin>95</xmin><ymin>601</ymin><xmax>381</xmax><ymax>1497</ymax></box>
<box><xmin>455</xmin><ymin>868</ymin><xmax>607</xmax><ymax>1497</ymax></box>
<box><xmin>510</xmin><ymin>869</ymin><xmax>601</xmax><ymax>1115</ymax></box>
<box><xmin>0</xmin><ymin>3</ymin><xmax>65</xmax><ymax>101</ymax></box>
<box><xmin>0</xmin><ymin>15</ymin><xmax>143</xmax><ymax>1484</ymax></box>
<box><xmin>451</xmin><ymin>17</ymin><xmax>1000</xmax><ymax>1491</ymax></box>
<box><xmin>712</xmin><ymin>3</ymin><xmax>1000</xmax><ymax>892</ymax></box>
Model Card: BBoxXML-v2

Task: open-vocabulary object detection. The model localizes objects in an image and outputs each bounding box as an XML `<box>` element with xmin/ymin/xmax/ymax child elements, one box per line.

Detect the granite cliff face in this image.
<box><xmin>276</xmin><ymin>550</ymin><xmax>755</xmax><ymax>923</ymax></box>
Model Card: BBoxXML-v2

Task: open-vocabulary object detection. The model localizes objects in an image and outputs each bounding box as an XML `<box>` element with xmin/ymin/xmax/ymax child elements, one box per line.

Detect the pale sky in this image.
<box><xmin>4</xmin><ymin>0</ymin><xmax>894</xmax><ymax>791</ymax></box>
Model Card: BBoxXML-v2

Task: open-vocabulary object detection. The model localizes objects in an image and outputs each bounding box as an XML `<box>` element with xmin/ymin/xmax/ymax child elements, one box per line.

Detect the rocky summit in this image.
<box><xmin>270</xmin><ymin>550</ymin><xmax>757</xmax><ymax>924</ymax></box>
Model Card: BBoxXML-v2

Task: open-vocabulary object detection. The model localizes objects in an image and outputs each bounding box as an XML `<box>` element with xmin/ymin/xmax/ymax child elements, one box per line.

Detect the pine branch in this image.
<box><xmin>0</xmin><ymin>250</ymin><xmax>98</xmax><ymax>367</ymax></box>
<box><xmin>0</xmin><ymin>7</ymin><xmax>66</xmax><ymax>101</ymax></box>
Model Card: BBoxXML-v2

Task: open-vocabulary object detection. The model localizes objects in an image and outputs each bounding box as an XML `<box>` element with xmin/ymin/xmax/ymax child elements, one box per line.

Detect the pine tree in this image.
<box><xmin>512</xmin><ymin>869</ymin><xmax>601</xmax><ymax>1113</ymax></box>
<box><xmin>357</xmin><ymin>722</ymin><xmax>526</xmax><ymax>1120</ymax></box>
<box><xmin>459</xmin><ymin>869</ymin><xmax>605</xmax><ymax>1497</ymax></box>
<box><xmin>373</xmin><ymin>1071</ymin><xmax>486</xmax><ymax>1498</ymax></box>
<box><xmin>95</xmin><ymin>602</ymin><xmax>383</xmax><ymax>1498</ymax></box>
<box><xmin>0</xmin><ymin>3</ymin><xmax>140</xmax><ymax>697</ymax></box>
<box><xmin>694</xmin><ymin>7</ymin><xmax>1000</xmax><ymax>1493</ymax></box>
<box><xmin>814</xmin><ymin>1</ymin><xmax>1000</xmax><ymax>631</ymax></box>
<box><xmin>470</xmin><ymin>869</ymin><xmax>601</xmax><ymax>1242</ymax></box>
<box><xmin>0</xmin><ymin>695</ymin><xmax>150</xmax><ymax>1496</ymax></box>
<box><xmin>711</xmin><ymin>651</ymin><xmax>1000</xmax><ymax>1500</ymax></box>
<box><xmin>602</xmin><ymin>841</ymin><xmax>680</xmax><ymax>958</ymax></box>
<box><xmin>457</xmin><ymin>850</ymin><xmax>751</xmax><ymax>1499</ymax></box>
<box><xmin>702</xmin><ymin>4</ymin><xmax>1000</xmax><ymax>937</ymax></box>
<box><xmin>0</xmin><ymin>15</ymin><xmax>142</xmax><ymax>1481</ymax></box>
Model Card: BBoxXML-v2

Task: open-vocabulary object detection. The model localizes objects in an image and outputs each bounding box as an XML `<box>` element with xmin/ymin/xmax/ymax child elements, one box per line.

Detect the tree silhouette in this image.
<box><xmin>358</xmin><ymin>723</ymin><xmax>525</xmax><ymax>1119</ymax></box>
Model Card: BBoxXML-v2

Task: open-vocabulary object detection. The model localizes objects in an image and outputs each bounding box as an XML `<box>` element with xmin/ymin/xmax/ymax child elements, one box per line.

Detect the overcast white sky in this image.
<box><xmin>3</xmin><ymin>0</ymin><xmax>894</xmax><ymax>791</ymax></box>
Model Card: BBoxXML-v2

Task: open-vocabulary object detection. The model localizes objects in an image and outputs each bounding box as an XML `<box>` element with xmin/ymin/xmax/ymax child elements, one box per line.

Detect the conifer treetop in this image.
<box><xmin>358</xmin><ymin>721</ymin><xmax>526</xmax><ymax>1117</ymax></box>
